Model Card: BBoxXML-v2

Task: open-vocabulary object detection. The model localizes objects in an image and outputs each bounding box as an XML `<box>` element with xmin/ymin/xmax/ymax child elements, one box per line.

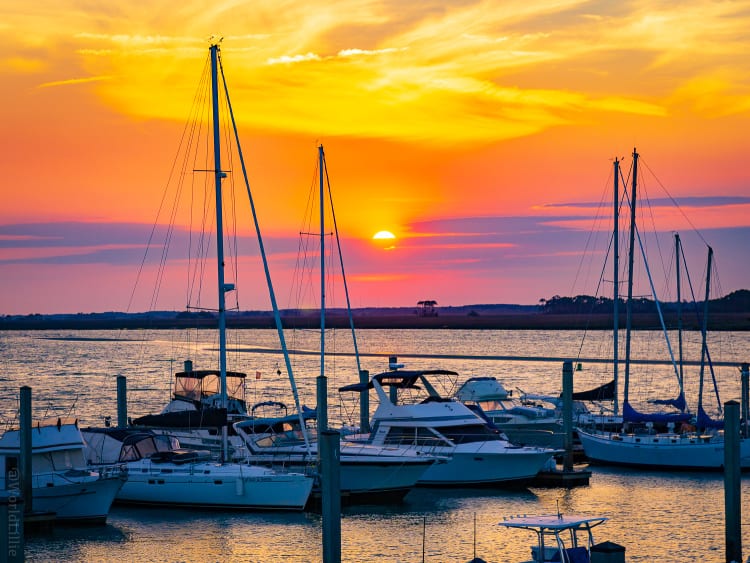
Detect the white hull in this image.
<box><xmin>28</xmin><ymin>473</ymin><xmax>124</xmax><ymax>523</ymax></box>
<box><xmin>117</xmin><ymin>459</ymin><xmax>313</xmax><ymax>510</ymax></box>
<box><xmin>416</xmin><ymin>445</ymin><xmax>552</xmax><ymax>486</ymax></box>
<box><xmin>578</xmin><ymin>428</ymin><xmax>750</xmax><ymax>470</ymax></box>
<box><xmin>0</xmin><ymin>419</ymin><xmax>125</xmax><ymax>524</ymax></box>
<box><xmin>247</xmin><ymin>452</ymin><xmax>434</xmax><ymax>498</ymax></box>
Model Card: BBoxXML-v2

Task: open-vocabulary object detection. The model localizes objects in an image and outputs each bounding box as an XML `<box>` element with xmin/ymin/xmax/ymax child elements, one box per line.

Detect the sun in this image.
<box><xmin>372</xmin><ymin>230</ymin><xmax>396</xmax><ymax>249</ymax></box>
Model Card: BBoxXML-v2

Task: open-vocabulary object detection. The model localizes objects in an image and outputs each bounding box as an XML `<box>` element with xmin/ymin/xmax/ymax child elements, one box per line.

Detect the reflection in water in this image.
<box><xmin>6</xmin><ymin>329</ymin><xmax>750</xmax><ymax>562</ymax></box>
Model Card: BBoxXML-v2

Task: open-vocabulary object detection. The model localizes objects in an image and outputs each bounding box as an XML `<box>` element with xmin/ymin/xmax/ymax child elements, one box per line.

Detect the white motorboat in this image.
<box><xmin>83</xmin><ymin>427</ymin><xmax>313</xmax><ymax>510</ymax></box>
<box><xmin>498</xmin><ymin>512</ymin><xmax>611</xmax><ymax>563</ymax></box>
<box><xmin>233</xmin><ymin>401</ymin><xmax>437</xmax><ymax>501</ymax></box>
<box><xmin>0</xmin><ymin>417</ymin><xmax>125</xmax><ymax>524</ymax></box>
<box><xmin>454</xmin><ymin>376</ymin><xmax>564</xmax><ymax>448</ymax></box>
<box><xmin>340</xmin><ymin>367</ymin><xmax>558</xmax><ymax>486</ymax></box>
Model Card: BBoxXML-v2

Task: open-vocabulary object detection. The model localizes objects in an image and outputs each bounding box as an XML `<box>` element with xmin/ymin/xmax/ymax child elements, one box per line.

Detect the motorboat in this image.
<box><xmin>454</xmin><ymin>376</ymin><xmax>563</xmax><ymax>448</ymax></box>
<box><xmin>83</xmin><ymin>427</ymin><xmax>313</xmax><ymax>510</ymax></box>
<box><xmin>498</xmin><ymin>512</ymin><xmax>612</xmax><ymax>563</ymax></box>
<box><xmin>233</xmin><ymin>401</ymin><xmax>438</xmax><ymax>501</ymax></box>
<box><xmin>340</xmin><ymin>366</ymin><xmax>559</xmax><ymax>486</ymax></box>
<box><xmin>0</xmin><ymin>417</ymin><xmax>125</xmax><ymax>524</ymax></box>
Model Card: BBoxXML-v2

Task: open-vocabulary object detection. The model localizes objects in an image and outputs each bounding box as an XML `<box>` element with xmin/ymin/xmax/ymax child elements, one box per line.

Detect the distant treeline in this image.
<box><xmin>540</xmin><ymin>289</ymin><xmax>750</xmax><ymax>315</ymax></box>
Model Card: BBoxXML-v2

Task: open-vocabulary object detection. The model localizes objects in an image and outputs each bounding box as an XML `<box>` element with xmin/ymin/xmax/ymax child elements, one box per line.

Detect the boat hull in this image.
<box><xmin>29</xmin><ymin>474</ymin><xmax>124</xmax><ymax>524</ymax></box>
<box><xmin>578</xmin><ymin>429</ymin><xmax>750</xmax><ymax>470</ymax></box>
<box><xmin>417</xmin><ymin>446</ymin><xmax>553</xmax><ymax>486</ymax></box>
<box><xmin>116</xmin><ymin>461</ymin><xmax>313</xmax><ymax>510</ymax></box>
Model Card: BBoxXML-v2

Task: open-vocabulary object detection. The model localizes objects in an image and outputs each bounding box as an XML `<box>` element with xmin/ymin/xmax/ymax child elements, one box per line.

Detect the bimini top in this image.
<box><xmin>499</xmin><ymin>514</ymin><xmax>608</xmax><ymax>532</ymax></box>
<box><xmin>175</xmin><ymin>370</ymin><xmax>247</xmax><ymax>379</ymax></box>
<box><xmin>339</xmin><ymin>369</ymin><xmax>458</xmax><ymax>393</ymax></box>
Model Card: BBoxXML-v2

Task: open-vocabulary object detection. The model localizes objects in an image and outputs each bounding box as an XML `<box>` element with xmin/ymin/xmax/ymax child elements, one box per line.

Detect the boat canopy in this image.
<box><xmin>498</xmin><ymin>513</ymin><xmax>608</xmax><ymax>531</ymax></box>
<box><xmin>174</xmin><ymin>369</ymin><xmax>246</xmax><ymax>402</ymax></box>
<box><xmin>338</xmin><ymin>369</ymin><xmax>458</xmax><ymax>393</ymax></box>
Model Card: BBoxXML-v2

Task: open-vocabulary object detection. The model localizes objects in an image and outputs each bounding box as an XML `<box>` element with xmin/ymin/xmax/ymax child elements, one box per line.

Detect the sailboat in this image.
<box><xmin>232</xmin><ymin>145</ymin><xmax>436</xmax><ymax>501</ymax></box>
<box><xmin>576</xmin><ymin>149</ymin><xmax>750</xmax><ymax>470</ymax></box>
<box><xmin>99</xmin><ymin>41</ymin><xmax>314</xmax><ymax>509</ymax></box>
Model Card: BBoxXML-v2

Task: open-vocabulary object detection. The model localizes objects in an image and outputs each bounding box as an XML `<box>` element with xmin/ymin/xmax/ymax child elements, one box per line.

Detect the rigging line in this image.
<box><xmin>640</xmin><ymin>157</ymin><xmax>710</xmax><ymax>247</ymax></box>
<box><xmin>324</xmin><ymin>153</ymin><xmax>362</xmax><ymax>376</ymax></box>
<box><xmin>574</xmin><ymin>162</ymin><xmax>617</xmax><ymax>361</ymax></box>
<box><xmin>638</xmin><ymin>170</ymin><xmax>672</xmax><ymax>303</ymax></box>
<box><xmin>219</xmin><ymin>56</ymin><xmax>311</xmax><ymax>453</ymax></box>
<box><xmin>125</xmin><ymin>55</ymin><xmax>209</xmax><ymax>315</ymax></box>
<box><xmin>568</xmin><ymin>163</ymin><xmax>612</xmax><ymax>297</ymax></box>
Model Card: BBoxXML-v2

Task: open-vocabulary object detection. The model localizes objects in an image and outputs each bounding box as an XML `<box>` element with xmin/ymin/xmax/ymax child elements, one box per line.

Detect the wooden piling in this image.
<box><xmin>724</xmin><ymin>400</ymin><xmax>742</xmax><ymax>563</ymax></box>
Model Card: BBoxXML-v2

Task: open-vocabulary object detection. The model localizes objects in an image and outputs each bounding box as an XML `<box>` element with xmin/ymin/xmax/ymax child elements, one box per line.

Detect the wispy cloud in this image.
<box><xmin>37</xmin><ymin>75</ymin><xmax>113</xmax><ymax>88</ymax></box>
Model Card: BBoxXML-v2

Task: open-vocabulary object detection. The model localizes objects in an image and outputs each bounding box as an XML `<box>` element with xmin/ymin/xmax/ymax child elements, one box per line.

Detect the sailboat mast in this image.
<box><xmin>676</xmin><ymin>233</ymin><xmax>684</xmax><ymax>388</ymax></box>
<box><xmin>623</xmin><ymin>148</ymin><xmax>638</xmax><ymax>407</ymax></box>
<box><xmin>318</xmin><ymin>144</ymin><xmax>328</xmax><ymax>431</ymax></box>
<box><xmin>613</xmin><ymin>157</ymin><xmax>620</xmax><ymax>417</ymax></box>
<box><xmin>209</xmin><ymin>43</ymin><xmax>229</xmax><ymax>460</ymax></box>
<box><xmin>697</xmin><ymin>246</ymin><xmax>713</xmax><ymax>418</ymax></box>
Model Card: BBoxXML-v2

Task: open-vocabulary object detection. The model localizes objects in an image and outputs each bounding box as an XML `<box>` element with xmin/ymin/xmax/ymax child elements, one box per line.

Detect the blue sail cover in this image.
<box><xmin>622</xmin><ymin>400</ymin><xmax>691</xmax><ymax>424</ymax></box>
<box><xmin>696</xmin><ymin>405</ymin><xmax>724</xmax><ymax>429</ymax></box>
<box><xmin>650</xmin><ymin>392</ymin><xmax>687</xmax><ymax>412</ymax></box>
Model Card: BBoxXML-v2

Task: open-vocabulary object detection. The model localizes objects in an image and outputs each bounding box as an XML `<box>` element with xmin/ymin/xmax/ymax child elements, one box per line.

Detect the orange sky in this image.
<box><xmin>1</xmin><ymin>1</ymin><xmax>749</xmax><ymax>314</ymax></box>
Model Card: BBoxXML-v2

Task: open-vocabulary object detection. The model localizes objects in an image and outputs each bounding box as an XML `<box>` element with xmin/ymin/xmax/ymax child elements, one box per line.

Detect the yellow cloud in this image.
<box><xmin>10</xmin><ymin>0</ymin><xmax>749</xmax><ymax>145</ymax></box>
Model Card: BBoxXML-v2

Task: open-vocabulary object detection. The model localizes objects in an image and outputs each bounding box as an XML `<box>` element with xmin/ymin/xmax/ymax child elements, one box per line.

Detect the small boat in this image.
<box><xmin>0</xmin><ymin>417</ymin><xmax>125</xmax><ymax>524</ymax></box>
<box><xmin>498</xmin><ymin>512</ymin><xmax>611</xmax><ymax>563</ymax></box>
<box><xmin>454</xmin><ymin>376</ymin><xmax>564</xmax><ymax>448</ymax></box>
<box><xmin>340</xmin><ymin>364</ymin><xmax>559</xmax><ymax>486</ymax></box>
<box><xmin>83</xmin><ymin>427</ymin><xmax>313</xmax><ymax>510</ymax></box>
<box><xmin>232</xmin><ymin>401</ymin><xmax>437</xmax><ymax>501</ymax></box>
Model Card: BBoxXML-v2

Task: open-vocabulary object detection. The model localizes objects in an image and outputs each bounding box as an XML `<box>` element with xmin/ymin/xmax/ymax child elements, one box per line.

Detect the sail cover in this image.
<box><xmin>571</xmin><ymin>380</ymin><xmax>615</xmax><ymax>401</ymax></box>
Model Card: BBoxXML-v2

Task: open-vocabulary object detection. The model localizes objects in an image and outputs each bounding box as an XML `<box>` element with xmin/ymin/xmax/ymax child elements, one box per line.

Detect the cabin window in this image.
<box><xmin>383</xmin><ymin>426</ymin><xmax>442</xmax><ymax>446</ymax></box>
<box><xmin>438</xmin><ymin>424</ymin><xmax>501</xmax><ymax>444</ymax></box>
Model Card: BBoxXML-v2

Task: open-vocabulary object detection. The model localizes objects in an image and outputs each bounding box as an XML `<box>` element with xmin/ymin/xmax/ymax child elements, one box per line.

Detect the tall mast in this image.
<box><xmin>209</xmin><ymin>42</ymin><xmax>229</xmax><ymax>461</ymax></box>
<box><xmin>317</xmin><ymin>144</ymin><xmax>328</xmax><ymax>432</ymax></box>
<box><xmin>623</xmin><ymin>148</ymin><xmax>638</xmax><ymax>408</ymax></box>
<box><xmin>697</xmin><ymin>246</ymin><xmax>713</xmax><ymax>420</ymax></box>
<box><xmin>676</xmin><ymin>233</ymin><xmax>684</xmax><ymax>388</ymax></box>
<box><xmin>613</xmin><ymin>157</ymin><xmax>620</xmax><ymax>416</ymax></box>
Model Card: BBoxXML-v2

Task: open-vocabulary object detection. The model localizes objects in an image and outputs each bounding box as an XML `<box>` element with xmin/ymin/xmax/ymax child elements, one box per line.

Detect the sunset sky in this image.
<box><xmin>1</xmin><ymin>1</ymin><xmax>749</xmax><ymax>315</ymax></box>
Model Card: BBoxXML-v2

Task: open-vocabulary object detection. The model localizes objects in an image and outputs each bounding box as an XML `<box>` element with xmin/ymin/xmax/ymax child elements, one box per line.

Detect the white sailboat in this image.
<box><xmin>230</xmin><ymin>145</ymin><xmax>436</xmax><ymax>501</ymax></box>
<box><xmin>0</xmin><ymin>417</ymin><xmax>125</xmax><ymax>523</ymax></box>
<box><xmin>576</xmin><ymin>149</ymin><xmax>750</xmax><ymax>470</ymax></box>
<box><xmin>107</xmin><ymin>41</ymin><xmax>314</xmax><ymax>509</ymax></box>
<box><xmin>82</xmin><ymin>426</ymin><xmax>312</xmax><ymax>510</ymax></box>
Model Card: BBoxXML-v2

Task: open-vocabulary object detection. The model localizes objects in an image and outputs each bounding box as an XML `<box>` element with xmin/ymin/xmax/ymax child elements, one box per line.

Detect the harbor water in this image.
<box><xmin>1</xmin><ymin>328</ymin><xmax>748</xmax><ymax>562</ymax></box>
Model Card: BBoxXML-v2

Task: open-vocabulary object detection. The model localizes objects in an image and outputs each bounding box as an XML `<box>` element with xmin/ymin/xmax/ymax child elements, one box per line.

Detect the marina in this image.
<box><xmin>1</xmin><ymin>327</ymin><xmax>748</xmax><ymax>561</ymax></box>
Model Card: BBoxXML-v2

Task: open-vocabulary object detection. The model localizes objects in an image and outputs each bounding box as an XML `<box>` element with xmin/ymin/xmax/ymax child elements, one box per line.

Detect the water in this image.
<box><xmin>1</xmin><ymin>328</ymin><xmax>749</xmax><ymax>562</ymax></box>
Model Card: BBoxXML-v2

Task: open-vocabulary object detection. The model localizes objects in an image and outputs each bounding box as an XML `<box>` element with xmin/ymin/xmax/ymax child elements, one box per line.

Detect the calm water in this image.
<box><xmin>1</xmin><ymin>328</ymin><xmax>749</xmax><ymax>562</ymax></box>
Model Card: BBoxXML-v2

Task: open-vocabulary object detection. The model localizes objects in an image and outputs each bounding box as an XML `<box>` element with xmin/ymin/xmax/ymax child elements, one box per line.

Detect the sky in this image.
<box><xmin>1</xmin><ymin>0</ymin><xmax>749</xmax><ymax>315</ymax></box>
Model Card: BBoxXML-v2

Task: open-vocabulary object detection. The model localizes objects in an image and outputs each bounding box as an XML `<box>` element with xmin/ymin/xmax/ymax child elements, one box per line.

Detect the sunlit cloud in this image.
<box><xmin>266</xmin><ymin>52</ymin><xmax>321</xmax><ymax>65</ymax></box>
<box><xmin>37</xmin><ymin>75</ymin><xmax>114</xmax><ymax>88</ymax></box>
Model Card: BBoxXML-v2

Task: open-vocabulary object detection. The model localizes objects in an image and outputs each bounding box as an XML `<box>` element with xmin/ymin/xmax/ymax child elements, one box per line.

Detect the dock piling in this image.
<box><xmin>724</xmin><ymin>400</ymin><xmax>742</xmax><ymax>563</ymax></box>
<box><xmin>117</xmin><ymin>375</ymin><xmax>127</xmax><ymax>428</ymax></box>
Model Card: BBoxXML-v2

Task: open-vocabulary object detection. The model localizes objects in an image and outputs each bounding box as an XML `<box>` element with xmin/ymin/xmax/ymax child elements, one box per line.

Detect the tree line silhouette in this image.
<box><xmin>539</xmin><ymin>289</ymin><xmax>750</xmax><ymax>315</ymax></box>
